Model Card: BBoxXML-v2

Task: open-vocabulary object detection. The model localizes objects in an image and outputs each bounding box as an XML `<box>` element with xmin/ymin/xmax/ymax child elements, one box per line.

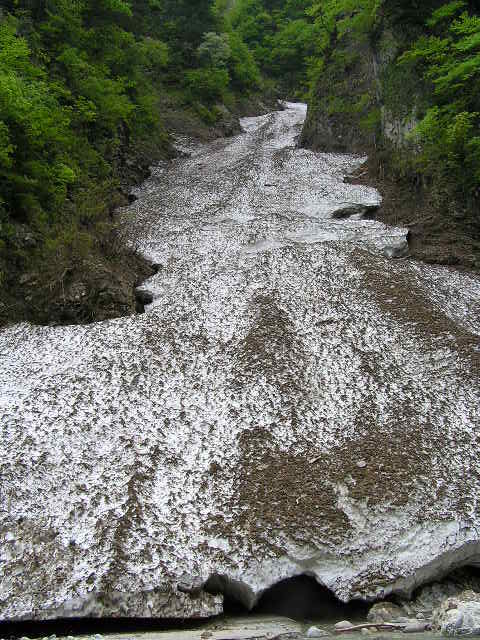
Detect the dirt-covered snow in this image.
<box><xmin>1</xmin><ymin>103</ymin><xmax>480</xmax><ymax>621</ymax></box>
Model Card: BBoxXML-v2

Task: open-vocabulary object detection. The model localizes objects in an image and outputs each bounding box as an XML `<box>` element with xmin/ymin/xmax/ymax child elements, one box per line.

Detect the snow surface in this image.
<box><xmin>1</xmin><ymin>103</ymin><xmax>480</xmax><ymax>620</ymax></box>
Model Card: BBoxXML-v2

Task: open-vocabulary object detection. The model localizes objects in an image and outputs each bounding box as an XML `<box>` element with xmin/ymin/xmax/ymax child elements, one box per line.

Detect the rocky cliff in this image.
<box><xmin>300</xmin><ymin>11</ymin><xmax>480</xmax><ymax>271</ymax></box>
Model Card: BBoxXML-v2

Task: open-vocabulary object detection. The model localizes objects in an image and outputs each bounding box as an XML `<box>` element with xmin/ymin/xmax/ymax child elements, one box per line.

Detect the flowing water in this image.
<box><xmin>1</xmin><ymin>103</ymin><xmax>480</xmax><ymax>624</ymax></box>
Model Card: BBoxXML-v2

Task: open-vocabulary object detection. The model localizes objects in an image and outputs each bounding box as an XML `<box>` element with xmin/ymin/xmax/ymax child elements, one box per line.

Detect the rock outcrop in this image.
<box><xmin>367</xmin><ymin>603</ymin><xmax>406</xmax><ymax>623</ymax></box>
<box><xmin>433</xmin><ymin>591</ymin><xmax>480</xmax><ymax>636</ymax></box>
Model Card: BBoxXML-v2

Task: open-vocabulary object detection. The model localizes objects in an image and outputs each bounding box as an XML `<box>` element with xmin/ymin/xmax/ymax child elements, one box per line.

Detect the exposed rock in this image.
<box><xmin>402</xmin><ymin>569</ymin><xmax>480</xmax><ymax>616</ymax></box>
<box><xmin>135</xmin><ymin>289</ymin><xmax>154</xmax><ymax>306</ymax></box>
<box><xmin>368</xmin><ymin>602</ymin><xmax>406</xmax><ymax>623</ymax></box>
<box><xmin>432</xmin><ymin>591</ymin><xmax>480</xmax><ymax>636</ymax></box>
<box><xmin>402</xmin><ymin>622</ymin><xmax>430</xmax><ymax>633</ymax></box>
<box><xmin>306</xmin><ymin>627</ymin><xmax>330</xmax><ymax>638</ymax></box>
<box><xmin>334</xmin><ymin>622</ymin><xmax>354</xmax><ymax>631</ymax></box>
<box><xmin>215</xmin><ymin>103</ymin><xmax>242</xmax><ymax>138</ymax></box>
<box><xmin>382</xmin><ymin>239</ymin><xmax>410</xmax><ymax>259</ymax></box>
<box><xmin>66</xmin><ymin>282</ymin><xmax>88</xmax><ymax>304</ymax></box>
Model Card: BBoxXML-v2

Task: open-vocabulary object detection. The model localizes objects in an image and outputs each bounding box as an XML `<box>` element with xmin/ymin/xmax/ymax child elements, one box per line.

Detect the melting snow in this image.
<box><xmin>1</xmin><ymin>103</ymin><xmax>480</xmax><ymax>620</ymax></box>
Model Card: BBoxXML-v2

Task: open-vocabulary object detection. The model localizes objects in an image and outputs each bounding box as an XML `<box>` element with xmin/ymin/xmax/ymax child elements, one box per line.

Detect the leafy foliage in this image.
<box><xmin>0</xmin><ymin>0</ymin><xmax>262</xmax><ymax>292</ymax></box>
<box><xmin>400</xmin><ymin>4</ymin><xmax>480</xmax><ymax>194</ymax></box>
<box><xmin>295</xmin><ymin>0</ymin><xmax>480</xmax><ymax>200</ymax></box>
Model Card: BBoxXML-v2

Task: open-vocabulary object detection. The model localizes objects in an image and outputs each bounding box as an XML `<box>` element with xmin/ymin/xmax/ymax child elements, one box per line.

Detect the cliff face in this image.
<box><xmin>300</xmin><ymin>13</ymin><xmax>480</xmax><ymax>271</ymax></box>
<box><xmin>300</xmin><ymin>39</ymin><xmax>378</xmax><ymax>153</ymax></box>
<box><xmin>300</xmin><ymin>27</ymin><xmax>422</xmax><ymax>155</ymax></box>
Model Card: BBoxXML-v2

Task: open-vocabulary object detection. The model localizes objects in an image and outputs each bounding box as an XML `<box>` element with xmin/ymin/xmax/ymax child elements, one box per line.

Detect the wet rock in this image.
<box><xmin>404</xmin><ymin>570</ymin><xmax>480</xmax><ymax>616</ymax></box>
<box><xmin>402</xmin><ymin>622</ymin><xmax>430</xmax><ymax>633</ymax></box>
<box><xmin>433</xmin><ymin>590</ymin><xmax>480</xmax><ymax>636</ymax></box>
<box><xmin>332</xmin><ymin>204</ymin><xmax>379</xmax><ymax>219</ymax></box>
<box><xmin>135</xmin><ymin>289</ymin><xmax>154</xmax><ymax>306</ymax></box>
<box><xmin>383</xmin><ymin>240</ymin><xmax>410</xmax><ymax>259</ymax></box>
<box><xmin>306</xmin><ymin>627</ymin><xmax>330</xmax><ymax>638</ymax></box>
<box><xmin>368</xmin><ymin>602</ymin><xmax>406</xmax><ymax>623</ymax></box>
<box><xmin>334</xmin><ymin>622</ymin><xmax>354</xmax><ymax>631</ymax></box>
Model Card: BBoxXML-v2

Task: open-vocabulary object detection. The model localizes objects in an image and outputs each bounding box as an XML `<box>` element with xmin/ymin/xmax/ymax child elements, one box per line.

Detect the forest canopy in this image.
<box><xmin>0</xmin><ymin>0</ymin><xmax>261</xmax><ymax>298</ymax></box>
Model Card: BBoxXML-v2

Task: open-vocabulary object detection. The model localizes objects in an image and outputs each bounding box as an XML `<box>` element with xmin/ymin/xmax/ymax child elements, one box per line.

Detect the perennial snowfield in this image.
<box><xmin>1</xmin><ymin>104</ymin><xmax>480</xmax><ymax>620</ymax></box>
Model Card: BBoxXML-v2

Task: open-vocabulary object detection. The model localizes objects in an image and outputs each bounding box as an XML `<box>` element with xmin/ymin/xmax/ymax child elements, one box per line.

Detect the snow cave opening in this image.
<box><xmin>205</xmin><ymin>573</ymin><xmax>369</xmax><ymax>620</ymax></box>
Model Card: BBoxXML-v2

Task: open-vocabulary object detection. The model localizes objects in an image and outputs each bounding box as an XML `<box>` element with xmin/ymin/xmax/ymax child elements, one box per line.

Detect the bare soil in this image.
<box><xmin>346</xmin><ymin>159</ymin><xmax>480</xmax><ymax>271</ymax></box>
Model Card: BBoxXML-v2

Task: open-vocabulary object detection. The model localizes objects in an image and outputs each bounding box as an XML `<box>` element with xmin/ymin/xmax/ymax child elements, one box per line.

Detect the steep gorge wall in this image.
<box><xmin>299</xmin><ymin>11</ymin><xmax>480</xmax><ymax>270</ymax></box>
<box><xmin>300</xmin><ymin>28</ymin><xmax>422</xmax><ymax>155</ymax></box>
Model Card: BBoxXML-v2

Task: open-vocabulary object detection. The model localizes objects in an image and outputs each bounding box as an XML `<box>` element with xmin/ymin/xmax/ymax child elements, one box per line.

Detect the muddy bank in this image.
<box><xmin>160</xmin><ymin>93</ymin><xmax>282</xmax><ymax>142</ymax></box>
<box><xmin>342</xmin><ymin>160</ymin><xmax>480</xmax><ymax>272</ymax></box>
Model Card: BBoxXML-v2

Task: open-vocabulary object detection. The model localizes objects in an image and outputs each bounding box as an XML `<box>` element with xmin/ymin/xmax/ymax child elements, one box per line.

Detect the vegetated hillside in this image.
<box><xmin>299</xmin><ymin>0</ymin><xmax>480</xmax><ymax>268</ymax></box>
<box><xmin>217</xmin><ymin>0</ymin><xmax>480</xmax><ymax>266</ymax></box>
<box><xmin>0</xmin><ymin>0</ymin><xmax>270</xmax><ymax>325</ymax></box>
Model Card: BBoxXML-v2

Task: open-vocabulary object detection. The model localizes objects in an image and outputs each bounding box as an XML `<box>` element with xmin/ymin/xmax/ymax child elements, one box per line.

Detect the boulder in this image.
<box><xmin>368</xmin><ymin>602</ymin><xmax>406</xmax><ymax>623</ymax></box>
<box><xmin>402</xmin><ymin>622</ymin><xmax>430</xmax><ymax>633</ymax></box>
<box><xmin>306</xmin><ymin>627</ymin><xmax>330</xmax><ymax>638</ymax></box>
<box><xmin>334</xmin><ymin>622</ymin><xmax>354</xmax><ymax>631</ymax></box>
<box><xmin>382</xmin><ymin>240</ymin><xmax>410</xmax><ymax>259</ymax></box>
<box><xmin>432</xmin><ymin>591</ymin><xmax>480</xmax><ymax>636</ymax></box>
